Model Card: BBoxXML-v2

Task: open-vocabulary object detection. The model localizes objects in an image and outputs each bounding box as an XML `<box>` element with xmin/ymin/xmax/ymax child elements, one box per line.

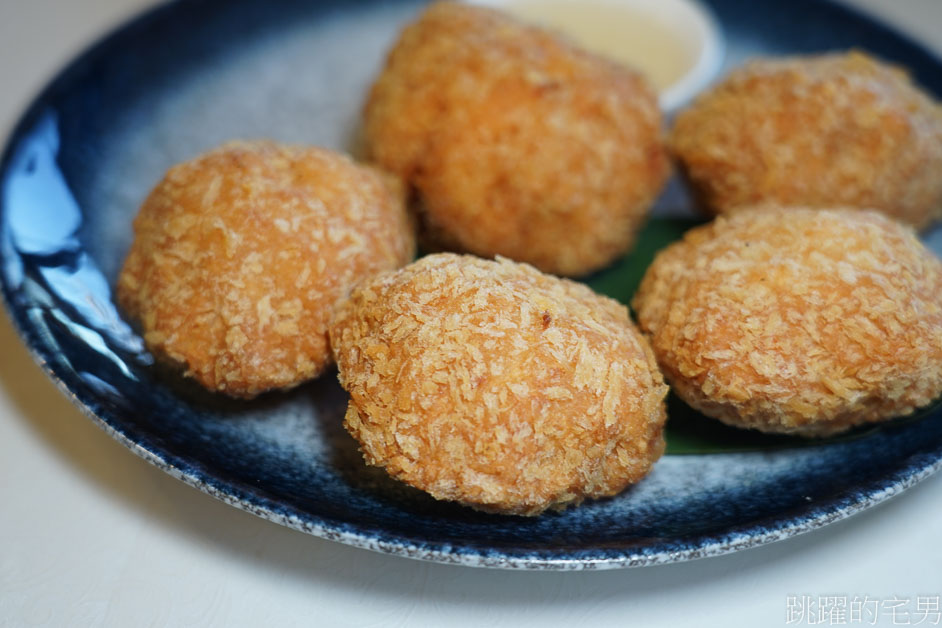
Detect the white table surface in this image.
<box><xmin>1</xmin><ymin>1</ymin><xmax>941</xmax><ymax>626</ymax></box>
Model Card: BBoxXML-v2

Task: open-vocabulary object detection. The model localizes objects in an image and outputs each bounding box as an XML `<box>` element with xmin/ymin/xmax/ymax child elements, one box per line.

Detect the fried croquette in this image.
<box><xmin>670</xmin><ymin>51</ymin><xmax>942</xmax><ymax>229</ymax></box>
<box><xmin>329</xmin><ymin>253</ymin><xmax>668</xmax><ymax>515</ymax></box>
<box><xmin>117</xmin><ymin>140</ymin><xmax>415</xmax><ymax>398</ymax></box>
<box><xmin>363</xmin><ymin>1</ymin><xmax>670</xmax><ymax>277</ymax></box>
<box><xmin>632</xmin><ymin>206</ymin><xmax>942</xmax><ymax>437</ymax></box>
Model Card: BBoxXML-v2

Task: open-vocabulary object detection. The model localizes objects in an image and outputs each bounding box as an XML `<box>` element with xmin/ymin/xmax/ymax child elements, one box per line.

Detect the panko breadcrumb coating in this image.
<box><xmin>117</xmin><ymin>140</ymin><xmax>415</xmax><ymax>398</ymax></box>
<box><xmin>633</xmin><ymin>206</ymin><xmax>942</xmax><ymax>437</ymax></box>
<box><xmin>329</xmin><ymin>253</ymin><xmax>668</xmax><ymax>515</ymax></box>
<box><xmin>670</xmin><ymin>51</ymin><xmax>942</xmax><ymax>229</ymax></box>
<box><xmin>363</xmin><ymin>1</ymin><xmax>670</xmax><ymax>277</ymax></box>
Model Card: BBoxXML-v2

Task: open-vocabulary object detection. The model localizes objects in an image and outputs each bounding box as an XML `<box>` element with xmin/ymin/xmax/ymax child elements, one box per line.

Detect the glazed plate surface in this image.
<box><xmin>2</xmin><ymin>0</ymin><xmax>942</xmax><ymax>569</ymax></box>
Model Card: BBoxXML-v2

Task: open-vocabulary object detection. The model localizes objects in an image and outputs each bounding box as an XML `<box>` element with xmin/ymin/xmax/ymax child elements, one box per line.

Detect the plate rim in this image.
<box><xmin>20</xmin><ymin>370</ymin><xmax>942</xmax><ymax>570</ymax></box>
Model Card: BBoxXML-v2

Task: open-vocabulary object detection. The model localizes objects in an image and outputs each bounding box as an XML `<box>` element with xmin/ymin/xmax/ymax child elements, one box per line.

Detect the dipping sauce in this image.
<box><xmin>504</xmin><ymin>0</ymin><xmax>695</xmax><ymax>91</ymax></box>
<box><xmin>471</xmin><ymin>0</ymin><xmax>724</xmax><ymax>110</ymax></box>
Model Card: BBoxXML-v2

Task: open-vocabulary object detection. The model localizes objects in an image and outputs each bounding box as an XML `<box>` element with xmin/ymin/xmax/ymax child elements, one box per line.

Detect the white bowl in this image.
<box><xmin>466</xmin><ymin>0</ymin><xmax>724</xmax><ymax>112</ymax></box>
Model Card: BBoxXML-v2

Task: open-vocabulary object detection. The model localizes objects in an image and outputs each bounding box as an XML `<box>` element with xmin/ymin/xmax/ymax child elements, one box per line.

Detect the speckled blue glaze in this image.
<box><xmin>2</xmin><ymin>0</ymin><xmax>942</xmax><ymax>570</ymax></box>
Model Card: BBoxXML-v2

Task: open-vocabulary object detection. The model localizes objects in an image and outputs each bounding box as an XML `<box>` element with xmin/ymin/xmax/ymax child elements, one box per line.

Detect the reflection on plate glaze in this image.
<box><xmin>2</xmin><ymin>110</ymin><xmax>148</xmax><ymax>386</ymax></box>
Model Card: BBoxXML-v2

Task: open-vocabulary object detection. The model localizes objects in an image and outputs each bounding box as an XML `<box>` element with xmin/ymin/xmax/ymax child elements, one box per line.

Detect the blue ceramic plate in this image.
<box><xmin>2</xmin><ymin>0</ymin><xmax>942</xmax><ymax>570</ymax></box>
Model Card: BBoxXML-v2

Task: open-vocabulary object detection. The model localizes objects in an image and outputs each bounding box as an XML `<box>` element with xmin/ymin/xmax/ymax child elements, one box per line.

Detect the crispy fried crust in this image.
<box><xmin>363</xmin><ymin>1</ymin><xmax>669</xmax><ymax>276</ymax></box>
<box><xmin>633</xmin><ymin>206</ymin><xmax>942</xmax><ymax>437</ymax></box>
<box><xmin>329</xmin><ymin>253</ymin><xmax>668</xmax><ymax>515</ymax></box>
<box><xmin>117</xmin><ymin>140</ymin><xmax>415</xmax><ymax>398</ymax></box>
<box><xmin>670</xmin><ymin>51</ymin><xmax>942</xmax><ymax>229</ymax></box>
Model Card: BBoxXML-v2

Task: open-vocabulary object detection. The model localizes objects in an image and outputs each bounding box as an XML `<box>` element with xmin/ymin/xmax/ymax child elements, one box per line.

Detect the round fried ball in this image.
<box><xmin>632</xmin><ymin>206</ymin><xmax>942</xmax><ymax>437</ymax></box>
<box><xmin>329</xmin><ymin>253</ymin><xmax>668</xmax><ymax>515</ymax></box>
<box><xmin>363</xmin><ymin>1</ymin><xmax>670</xmax><ymax>277</ymax></box>
<box><xmin>670</xmin><ymin>51</ymin><xmax>942</xmax><ymax>229</ymax></box>
<box><xmin>117</xmin><ymin>140</ymin><xmax>415</xmax><ymax>398</ymax></box>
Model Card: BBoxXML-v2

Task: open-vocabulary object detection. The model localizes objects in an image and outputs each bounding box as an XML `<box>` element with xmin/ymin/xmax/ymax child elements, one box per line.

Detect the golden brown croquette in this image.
<box><xmin>670</xmin><ymin>51</ymin><xmax>942</xmax><ymax>229</ymax></box>
<box><xmin>632</xmin><ymin>206</ymin><xmax>942</xmax><ymax>437</ymax></box>
<box><xmin>363</xmin><ymin>1</ymin><xmax>670</xmax><ymax>277</ymax></box>
<box><xmin>117</xmin><ymin>140</ymin><xmax>415</xmax><ymax>398</ymax></box>
<box><xmin>329</xmin><ymin>253</ymin><xmax>668</xmax><ymax>515</ymax></box>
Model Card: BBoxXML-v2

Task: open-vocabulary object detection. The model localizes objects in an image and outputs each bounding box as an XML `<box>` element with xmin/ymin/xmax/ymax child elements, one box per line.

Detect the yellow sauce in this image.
<box><xmin>501</xmin><ymin>0</ymin><xmax>696</xmax><ymax>91</ymax></box>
